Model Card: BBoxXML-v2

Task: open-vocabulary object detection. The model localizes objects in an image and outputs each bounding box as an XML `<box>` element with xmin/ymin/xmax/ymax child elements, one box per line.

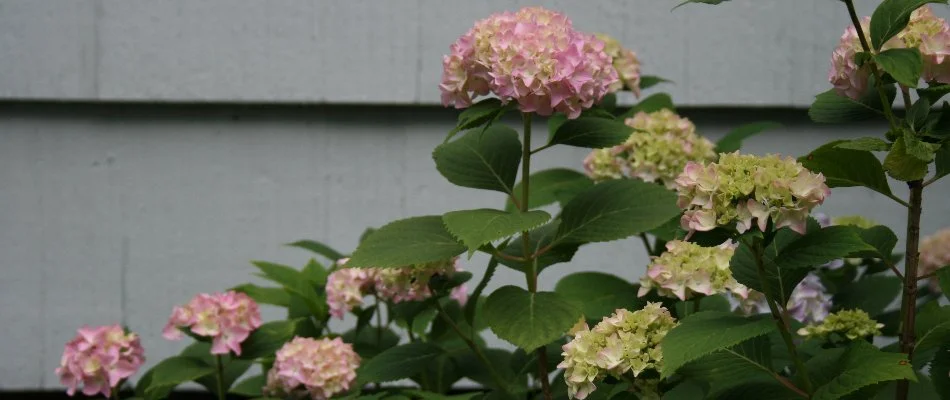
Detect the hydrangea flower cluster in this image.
<box><xmin>326</xmin><ymin>258</ymin><xmax>468</xmax><ymax>319</ymax></box>
<box><xmin>675</xmin><ymin>152</ymin><xmax>830</xmax><ymax>234</ymax></box>
<box><xmin>584</xmin><ymin>110</ymin><xmax>716</xmax><ymax>189</ymax></box>
<box><xmin>786</xmin><ymin>273</ymin><xmax>833</xmax><ymax>324</ymax></box>
<box><xmin>263</xmin><ymin>337</ymin><xmax>360</xmax><ymax>400</ymax></box>
<box><xmin>638</xmin><ymin>240</ymin><xmax>750</xmax><ymax>301</ymax></box>
<box><xmin>559</xmin><ymin>303</ymin><xmax>677</xmax><ymax>400</ymax></box>
<box><xmin>162</xmin><ymin>291</ymin><xmax>262</xmax><ymax>355</ymax></box>
<box><xmin>440</xmin><ymin>7</ymin><xmax>618</xmax><ymax>118</ymax></box>
<box><xmin>797</xmin><ymin>309</ymin><xmax>884</xmax><ymax>340</ymax></box>
<box><xmin>595</xmin><ymin>34</ymin><xmax>642</xmax><ymax>97</ymax></box>
<box><xmin>919</xmin><ymin>227</ymin><xmax>950</xmax><ymax>292</ymax></box>
<box><xmin>830</xmin><ymin>6</ymin><xmax>950</xmax><ymax>100</ymax></box>
<box><xmin>56</xmin><ymin>325</ymin><xmax>145</xmax><ymax>398</ymax></box>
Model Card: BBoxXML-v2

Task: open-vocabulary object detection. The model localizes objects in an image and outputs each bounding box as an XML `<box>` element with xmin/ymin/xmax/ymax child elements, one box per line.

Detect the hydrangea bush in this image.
<box><xmin>56</xmin><ymin>1</ymin><xmax>950</xmax><ymax>400</ymax></box>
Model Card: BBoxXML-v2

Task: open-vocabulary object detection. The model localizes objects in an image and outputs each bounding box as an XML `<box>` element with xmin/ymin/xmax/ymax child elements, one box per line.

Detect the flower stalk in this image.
<box><xmin>214</xmin><ymin>355</ymin><xmax>226</xmax><ymax>400</ymax></box>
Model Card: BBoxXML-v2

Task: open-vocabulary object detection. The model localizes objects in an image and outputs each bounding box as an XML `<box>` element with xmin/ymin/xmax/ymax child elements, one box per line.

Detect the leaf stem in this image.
<box><xmin>843</xmin><ymin>0</ymin><xmax>898</xmax><ymax>130</ymax></box>
<box><xmin>434</xmin><ymin>301</ymin><xmax>512</xmax><ymax>397</ymax></box>
<box><xmin>375</xmin><ymin>295</ymin><xmax>383</xmax><ymax>348</ymax></box>
<box><xmin>896</xmin><ymin>180</ymin><xmax>924</xmax><ymax>400</ymax></box>
<box><xmin>521</xmin><ymin>112</ymin><xmax>552</xmax><ymax>400</ymax></box>
<box><xmin>214</xmin><ymin>355</ymin><xmax>226</xmax><ymax>400</ymax></box>
<box><xmin>750</xmin><ymin>240</ymin><xmax>814</xmax><ymax>395</ymax></box>
<box><xmin>639</xmin><ymin>233</ymin><xmax>654</xmax><ymax>257</ymax></box>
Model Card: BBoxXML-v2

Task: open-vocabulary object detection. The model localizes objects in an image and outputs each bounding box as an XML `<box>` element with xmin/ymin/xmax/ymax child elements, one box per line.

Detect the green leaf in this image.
<box><xmin>179</xmin><ymin>343</ymin><xmax>252</xmax><ymax>396</ymax></box>
<box><xmin>937</xmin><ymin>268</ymin><xmax>950</xmax><ymax>300</ymax></box>
<box><xmin>357</xmin><ymin>342</ymin><xmax>444</xmax><ymax>384</ymax></box>
<box><xmin>347</xmin><ymin>216</ymin><xmax>466</xmax><ymax>268</ymax></box>
<box><xmin>909</xmin><ymin>97</ymin><xmax>933</xmax><ymax>131</ymax></box>
<box><xmin>250</xmin><ymin>261</ymin><xmax>325</xmax><ymax>317</ymax></box>
<box><xmin>141</xmin><ymin>356</ymin><xmax>215</xmax><ymax>398</ymax></box>
<box><xmin>809</xmin><ymin>86</ymin><xmax>897</xmax><ymax>123</ymax></box>
<box><xmin>433</xmin><ymin>125</ymin><xmax>522</xmax><ymax>194</ymax></box>
<box><xmin>858</xmin><ymin>225</ymin><xmax>899</xmax><ymax>258</ymax></box>
<box><xmin>555</xmin><ymin>179</ymin><xmax>680</xmax><ymax>244</ymax></box>
<box><xmin>904</xmin><ymin>130</ymin><xmax>940</xmax><ymax>162</ymax></box>
<box><xmin>800</xmin><ymin>140</ymin><xmax>894</xmax><ymax>197</ymax></box>
<box><xmin>660</xmin><ymin>312</ymin><xmax>776</xmax><ymax>378</ymax></box>
<box><xmin>870</xmin><ymin>0</ymin><xmax>949</xmax><ymax>50</ymax></box>
<box><xmin>505</xmin><ymin>168</ymin><xmax>593</xmax><ymax>212</ymax></box>
<box><xmin>232</xmin><ymin>284</ymin><xmax>291</xmax><ymax>307</ymax></box>
<box><xmin>447</xmin><ymin>98</ymin><xmax>508</xmax><ymax>142</ymax></box>
<box><xmin>673</xmin><ymin>0</ymin><xmax>730</xmax><ymax>11</ymax></box>
<box><xmin>932</xmin><ymin>142</ymin><xmax>950</xmax><ymax>183</ymax></box>
<box><xmin>811</xmin><ymin>341</ymin><xmax>917</xmax><ymax>400</ymax></box>
<box><xmin>237</xmin><ymin>319</ymin><xmax>299</xmax><ymax>360</ymax></box>
<box><xmin>731</xmin><ymin>226</ymin><xmax>815</xmax><ymax>304</ymax></box>
<box><xmin>230</xmin><ymin>374</ymin><xmax>266</xmax><ymax>397</ymax></box>
<box><xmin>884</xmin><ymin>136</ymin><xmax>931</xmax><ymax>181</ymax></box>
<box><xmin>619</xmin><ymin>93</ymin><xmax>675</xmax><ymax>120</ymax></box>
<box><xmin>776</xmin><ymin>226</ymin><xmax>876</xmax><ymax>269</ymax></box>
<box><xmin>919</xmin><ymin>84</ymin><xmax>950</xmax><ymax>104</ymax></box>
<box><xmin>875</xmin><ymin>48</ymin><xmax>923</xmax><ymax>88</ymax></box>
<box><xmin>639</xmin><ymin>75</ymin><xmax>673</xmax><ymax>90</ymax></box>
<box><xmin>834</xmin><ymin>275</ymin><xmax>902</xmax><ymax>316</ymax></box>
<box><xmin>343</xmin><ymin>326</ymin><xmax>401</xmax><ymax>359</ymax></box>
<box><xmin>548</xmin><ymin>117</ymin><xmax>632</xmax><ymax>149</ymax></box>
<box><xmin>678</xmin><ymin>336</ymin><xmax>785</xmax><ymax>398</ymax></box>
<box><xmin>715</xmin><ymin>121</ymin><xmax>781</xmax><ymax>153</ymax></box>
<box><xmin>484</xmin><ymin>286</ymin><xmax>582</xmax><ymax>351</ymax></box>
<box><xmin>496</xmin><ymin>221</ymin><xmax>581</xmax><ymax>273</ymax></box>
<box><xmin>442</xmin><ymin>208</ymin><xmax>550</xmax><ymax>252</ymax></box>
<box><xmin>554</xmin><ymin>272</ymin><xmax>642</xmax><ymax>321</ymax></box>
<box><xmin>286</xmin><ymin>239</ymin><xmax>344</xmax><ymax>262</ymax></box>
<box><xmin>915</xmin><ymin>303</ymin><xmax>950</xmax><ymax>368</ymax></box>
<box><xmin>301</xmin><ymin>258</ymin><xmax>329</xmax><ymax>286</ymax></box>
<box><xmin>835</xmin><ymin>137</ymin><xmax>892</xmax><ymax>152</ymax></box>
<box><xmin>931</xmin><ymin>346</ymin><xmax>950</xmax><ymax>399</ymax></box>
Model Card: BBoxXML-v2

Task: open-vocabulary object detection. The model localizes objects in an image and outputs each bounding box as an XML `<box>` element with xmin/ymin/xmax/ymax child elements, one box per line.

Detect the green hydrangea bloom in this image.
<box><xmin>638</xmin><ymin>240</ymin><xmax>750</xmax><ymax>301</ymax></box>
<box><xmin>797</xmin><ymin>309</ymin><xmax>884</xmax><ymax>340</ymax></box>
<box><xmin>559</xmin><ymin>303</ymin><xmax>677</xmax><ymax>400</ymax></box>
<box><xmin>583</xmin><ymin>110</ymin><xmax>716</xmax><ymax>189</ymax></box>
<box><xmin>831</xmin><ymin>215</ymin><xmax>877</xmax><ymax>229</ymax></box>
<box><xmin>676</xmin><ymin>152</ymin><xmax>830</xmax><ymax>234</ymax></box>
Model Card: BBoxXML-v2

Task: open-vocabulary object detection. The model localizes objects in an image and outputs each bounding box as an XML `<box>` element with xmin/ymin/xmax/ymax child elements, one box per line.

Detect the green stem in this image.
<box><xmin>521</xmin><ymin>112</ymin><xmax>552</xmax><ymax>400</ymax></box>
<box><xmin>639</xmin><ymin>233</ymin><xmax>654</xmax><ymax>257</ymax></box>
<box><xmin>214</xmin><ymin>355</ymin><xmax>226</xmax><ymax>400</ymax></box>
<box><xmin>375</xmin><ymin>295</ymin><xmax>383</xmax><ymax>346</ymax></box>
<box><xmin>433</xmin><ymin>301</ymin><xmax>512</xmax><ymax>397</ymax></box>
<box><xmin>692</xmin><ymin>297</ymin><xmax>702</xmax><ymax>314</ymax></box>
<box><xmin>751</xmin><ymin>240</ymin><xmax>814</xmax><ymax>395</ymax></box>
<box><xmin>843</xmin><ymin>0</ymin><xmax>898</xmax><ymax>130</ymax></box>
<box><xmin>896</xmin><ymin>180</ymin><xmax>924</xmax><ymax>400</ymax></box>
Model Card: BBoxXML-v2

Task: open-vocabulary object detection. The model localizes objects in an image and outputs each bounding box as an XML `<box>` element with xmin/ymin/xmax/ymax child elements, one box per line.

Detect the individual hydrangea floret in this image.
<box><xmin>919</xmin><ymin>228</ymin><xmax>950</xmax><ymax>293</ymax></box>
<box><xmin>638</xmin><ymin>240</ymin><xmax>751</xmax><ymax>301</ymax></box>
<box><xmin>559</xmin><ymin>303</ymin><xmax>677</xmax><ymax>400</ymax></box>
<box><xmin>584</xmin><ymin>110</ymin><xmax>716</xmax><ymax>189</ymax></box>
<box><xmin>326</xmin><ymin>257</ymin><xmax>468</xmax><ymax>319</ymax></box>
<box><xmin>595</xmin><ymin>33</ymin><xmax>642</xmax><ymax>97</ymax></box>
<box><xmin>440</xmin><ymin>7</ymin><xmax>618</xmax><ymax>118</ymax></box>
<box><xmin>263</xmin><ymin>337</ymin><xmax>360</xmax><ymax>400</ymax></box>
<box><xmin>797</xmin><ymin>309</ymin><xmax>884</xmax><ymax>340</ymax></box>
<box><xmin>830</xmin><ymin>6</ymin><xmax>950</xmax><ymax>100</ymax></box>
<box><xmin>162</xmin><ymin>291</ymin><xmax>262</xmax><ymax>355</ymax></box>
<box><xmin>675</xmin><ymin>152</ymin><xmax>830</xmax><ymax>234</ymax></box>
<box><xmin>56</xmin><ymin>325</ymin><xmax>145</xmax><ymax>398</ymax></box>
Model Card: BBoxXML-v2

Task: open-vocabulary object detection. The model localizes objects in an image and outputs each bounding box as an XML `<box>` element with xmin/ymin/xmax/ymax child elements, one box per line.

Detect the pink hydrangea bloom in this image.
<box><xmin>638</xmin><ymin>240</ymin><xmax>748</xmax><ymax>301</ymax></box>
<box><xmin>440</xmin><ymin>7</ymin><xmax>618</xmax><ymax>118</ymax></box>
<box><xmin>829</xmin><ymin>18</ymin><xmax>872</xmax><ymax>100</ymax></box>
<box><xmin>162</xmin><ymin>291</ymin><xmax>262</xmax><ymax>356</ymax></box>
<box><xmin>920</xmin><ymin>228</ymin><xmax>950</xmax><ymax>292</ymax></box>
<box><xmin>264</xmin><ymin>337</ymin><xmax>360</xmax><ymax>400</ymax></box>
<box><xmin>326</xmin><ymin>258</ymin><xmax>468</xmax><ymax>319</ymax></box>
<box><xmin>595</xmin><ymin>34</ymin><xmax>642</xmax><ymax>97</ymax></box>
<box><xmin>56</xmin><ymin>325</ymin><xmax>145</xmax><ymax>397</ymax></box>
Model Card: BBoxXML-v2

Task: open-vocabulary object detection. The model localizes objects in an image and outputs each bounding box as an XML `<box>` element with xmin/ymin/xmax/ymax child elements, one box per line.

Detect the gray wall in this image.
<box><xmin>2</xmin><ymin>104</ymin><xmax>950</xmax><ymax>390</ymax></box>
<box><xmin>0</xmin><ymin>0</ymin><xmax>923</xmax><ymax>106</ymax></box>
